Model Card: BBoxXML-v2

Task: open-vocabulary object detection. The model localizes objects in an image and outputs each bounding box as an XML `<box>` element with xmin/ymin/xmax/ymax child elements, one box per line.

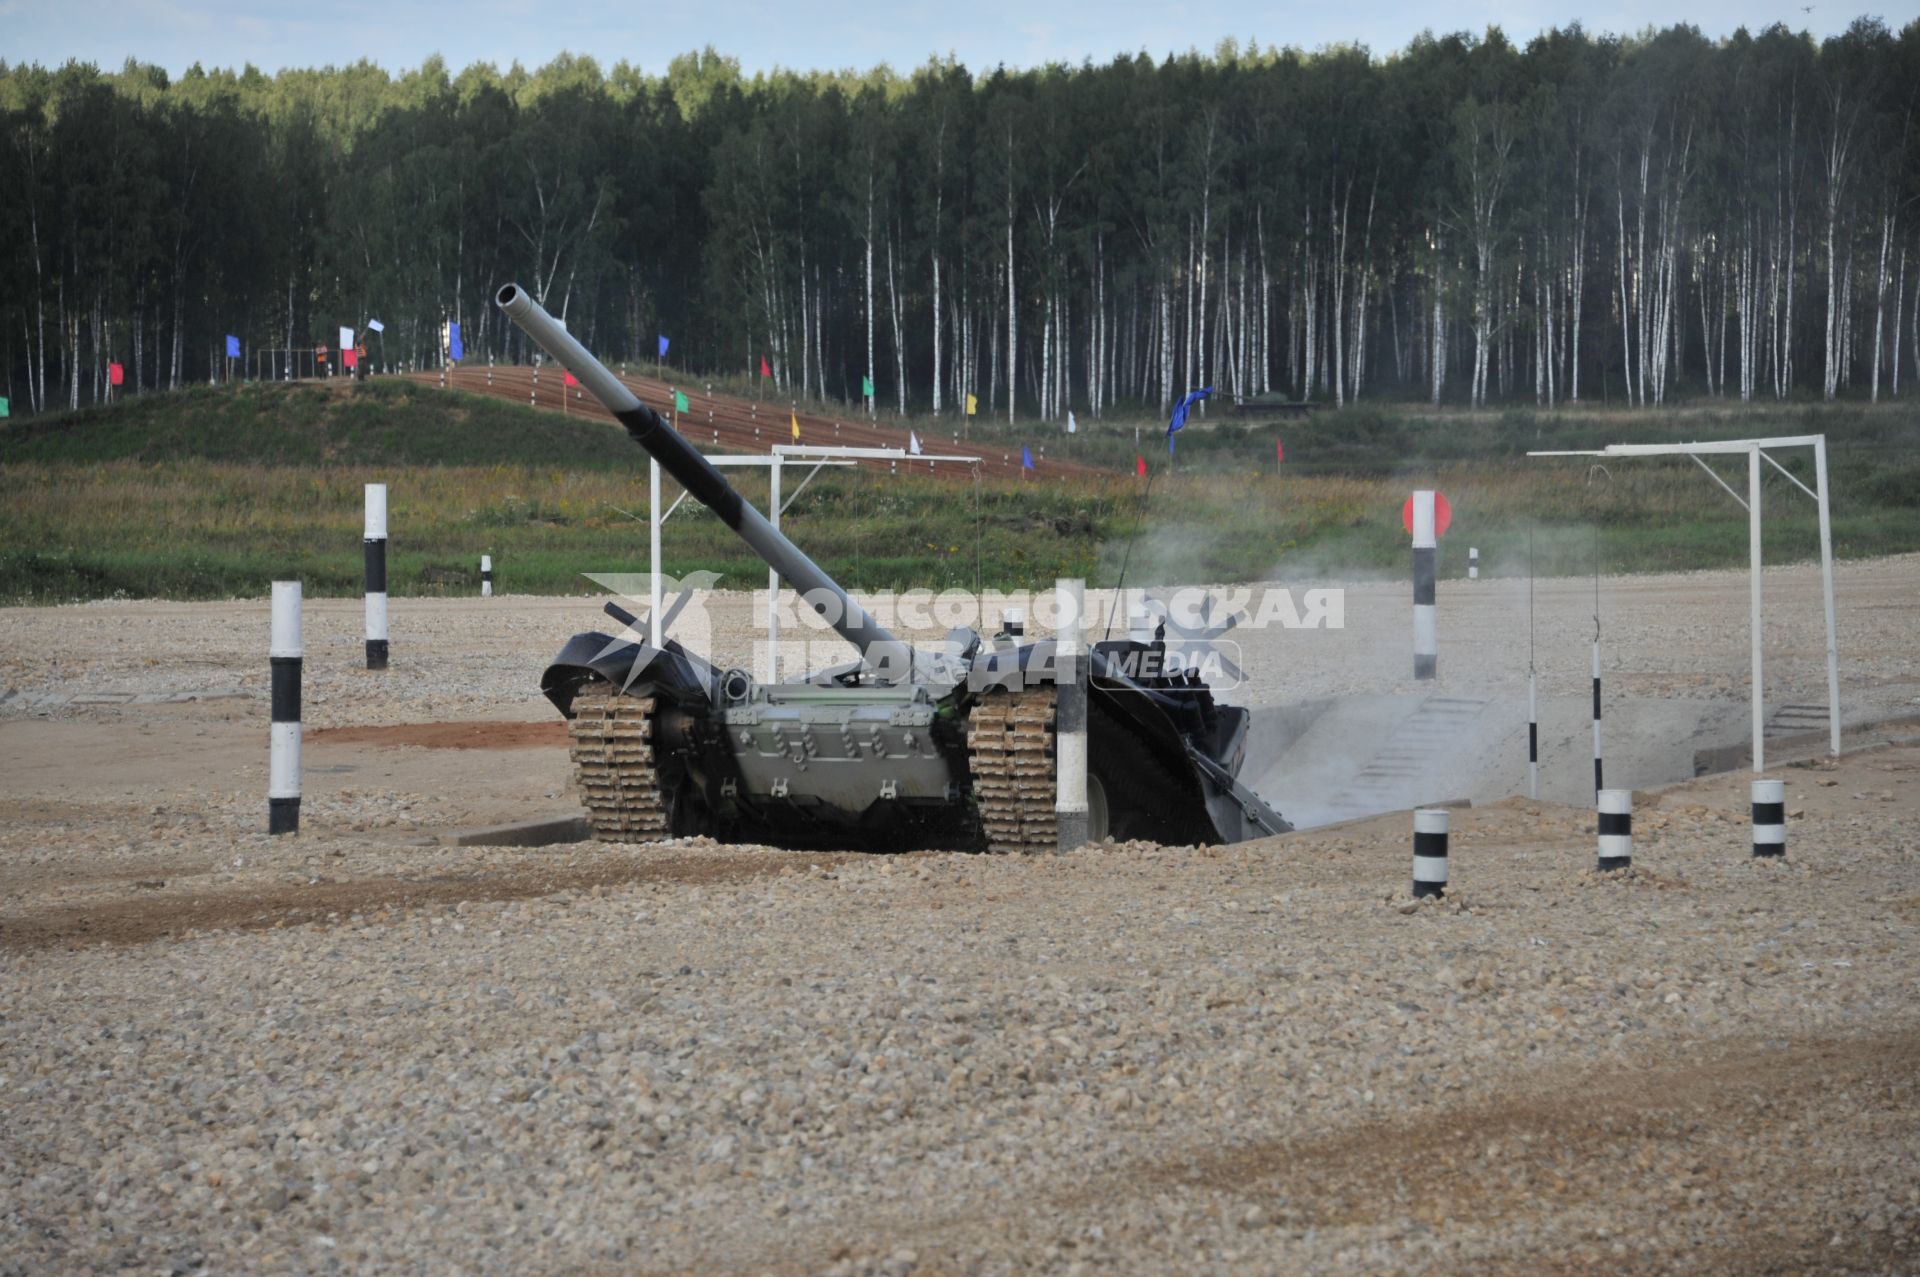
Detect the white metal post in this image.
<box><xmin>1411</xmin><ymin>490</ymin><xmax>1437</xmax><ymax>679</ymax></box>
<box><xmin>649</xmin><ymin>459</ymin><xmax>663</xmax><ymax>650</ymax></box>
<box><xmin>1814</xmin><ymin>437</ymin><xmax>1841</xmax><ymax>756</ymax></box>
<box><xmin>1054</xmin><ymin>577</ymin><xmax>1089</xmax><ymax>852</ymax></box>
<box><xmin>1749</xmin><ymin>445</ymin><xmax>1764</xmax><ymax>774</ymax></box>
<box><xmin>268</xmin><ymin>581</ymin><xmax>303</xmax><ymax>835</ymax></box>
<box><xmin>768</xmin><ymin>454</ymin><xmax>782</xmax><ymax>682</ymax></box>
<box><xmin>363</xmin><ymin>483</ymin><xmax>389</xmax><ymax>670</ymax></box>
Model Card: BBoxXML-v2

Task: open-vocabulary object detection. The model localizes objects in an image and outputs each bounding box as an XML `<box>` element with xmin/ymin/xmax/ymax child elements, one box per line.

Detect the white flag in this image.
<box><xmin>1067</xmin><ymin>410</ymin><xmax>1077</xmax><ymax>434</ymax></box>
<box><xmin>339</xmin><ymin>325</ymin><xmax>355</xmax><ymax>351</ymax></box>
<box><xmin>366</xmin><ymin>318</ymin><xmax>385</xmax><ymax>333</ymax></box>
<box><xmin>908</xmin><ymin>431</ymin><xmax>923</xmax><ymax>456</ymax></box>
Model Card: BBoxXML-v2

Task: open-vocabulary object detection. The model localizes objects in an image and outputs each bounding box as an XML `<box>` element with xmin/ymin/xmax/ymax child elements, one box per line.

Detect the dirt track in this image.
<box><xmin>403</xmin><ymin>365</ymin><xmax>1098</xmax><ymax>479</ymax></box>
<box><xmin>1</xmin><ymin>563</ymin><xmax>1916</xmax><ymax>1273</ymax></box>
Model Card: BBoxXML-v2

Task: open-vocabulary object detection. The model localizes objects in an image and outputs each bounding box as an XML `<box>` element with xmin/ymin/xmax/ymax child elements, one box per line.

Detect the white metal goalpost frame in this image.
<box><xmin>647</xmin><ymin>444</ymin><xmax>983</xmax><ymax>680</ymax></box>
<box><xmin>1529</xmin><ymin>434</ymin><xmax>1841</xmax><ymax>774</ymax></box>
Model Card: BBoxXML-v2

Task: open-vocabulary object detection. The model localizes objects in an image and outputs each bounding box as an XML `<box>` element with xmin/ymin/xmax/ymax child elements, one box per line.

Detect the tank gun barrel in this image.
<box><xmin>496</xmin><ymin>283</ymin><xmax>913</xmax><ymax>680</ymax></box>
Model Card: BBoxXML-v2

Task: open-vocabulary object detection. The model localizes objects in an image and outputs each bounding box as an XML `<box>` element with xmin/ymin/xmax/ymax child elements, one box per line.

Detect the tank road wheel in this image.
<box><xmin>664</xmin><ymin>771</ymin><xmax>715</xmax><ymax>840</ymax></box>
<box><xmin>967</xmin><ymin>685</ymin><xmax>1058</xmax><ymax>854</ymax></box>
<box><xmin>1085</xmin><ymin>772</ymin><xmax>1111</xmax><ymax>843</ymax></box>
<box><xmin>567</xmin><ymin>679</ymin><xmax>670</xmax><ymax>842</ymax></box>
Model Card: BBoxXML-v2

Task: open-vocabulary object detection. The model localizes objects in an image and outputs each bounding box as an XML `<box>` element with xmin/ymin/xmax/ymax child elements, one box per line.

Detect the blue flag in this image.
<box><xmin>448</xmin><ymin>321</ymin><xmax>464</xmax><ymax>362</ymax></box>
<box><xmin>1022</xmin><ymin>445</ymin><xmax>1033</xmax><ymax>471</ymax></box>
<box><xmin>225</xmin><ymin>334</ymin><xmax>241</xmax><ymax>359</ymax></box>
<box><xmin>1167</xmin><ymin>386</ymin><xmax>1214</xmax><ymax>454</ymax></box>
<box><xmin>658</xmin><ymin>335</ymin><xmax>670</xmax><ymax>359</ymax></box>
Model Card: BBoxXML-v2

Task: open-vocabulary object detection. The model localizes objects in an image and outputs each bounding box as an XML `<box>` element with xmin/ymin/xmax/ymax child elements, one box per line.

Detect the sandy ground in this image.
<box><xmin>1</xmin><ymin>558</ymin><xmax>1917</xmax><ymax>1274</ymax></box>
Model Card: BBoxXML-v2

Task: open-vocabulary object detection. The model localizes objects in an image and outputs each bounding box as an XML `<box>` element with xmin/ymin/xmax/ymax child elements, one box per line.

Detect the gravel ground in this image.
<box><xmin>1</xmin><ymin>558</ymin><xmax>1918</xmax><ymax>1274</ymax></box>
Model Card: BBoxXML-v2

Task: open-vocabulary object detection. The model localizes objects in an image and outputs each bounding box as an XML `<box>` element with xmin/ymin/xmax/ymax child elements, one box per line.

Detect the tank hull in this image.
<box><xmin>543</xmin><ymin>632</ymin><xmax>1287</xmax><ymax>850</ymax></box>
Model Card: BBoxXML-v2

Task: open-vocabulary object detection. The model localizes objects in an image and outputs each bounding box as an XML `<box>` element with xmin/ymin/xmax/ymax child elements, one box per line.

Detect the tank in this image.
<box><xmin>496</xmin><ymin>282</ymin><xmax>1289</xmax><ymax>851</ymax></box>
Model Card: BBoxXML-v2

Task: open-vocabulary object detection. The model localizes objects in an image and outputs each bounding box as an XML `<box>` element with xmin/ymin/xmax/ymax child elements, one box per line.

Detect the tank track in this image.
<box><xmin>567</xmin><ymin>679</ymin><xmax>669</xmax><ymax>842</ymax></box>
<box><xmin>967</xmin><ymin>685</ymin><xmax>1058</xmax><ymax>854</ymax></box>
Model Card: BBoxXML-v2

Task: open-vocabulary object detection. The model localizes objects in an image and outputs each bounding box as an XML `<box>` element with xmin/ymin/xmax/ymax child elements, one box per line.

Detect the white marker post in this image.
<box><xmin>1412</xmin><ymin>809</ymin><xmax>1449</xmax><ymax>898</ymax></box>
<box><xmin>1597</xmin><ymin>788</ymin><xmax>1632</xmax><ymax>872</ymax></box>
<box><xmin>1752</xmin><ymin>779</ymin><xmax>1786</xmax><ymax>858</ymax></box>
<box><xmin>364</xmin><ymin>483</ymin><xmax>389</xmax><ymax>670</ymax></box>
<box><xmin>1055</xmin><ymin>578</ymin><xmax>1089</xmax><ymax>853</ymax></box>
<box><xmin>480</xmin><ymin>553</ymin><xmax>493</xmax><ymax>598</ymax></box>
<box><xmin>1468</xmin><ymin>546</ymin><xmax>1479</xmax><ymax>580</ymax></box>
<box><xmin>269</xmin><ymin>582</ymin><xmax>303</xmax><ymax>835</ymax></box>
<box><xmin>1412</xmin><ymin>490</ymin><xmax>1437</xmax><ymax>680</ymax></box>
<box><xmin>766</xmin><ymin>454</ymin><xmax>780</xmax><ymax>680</ymax></box>
<box><xmin>650</xmin><ymin>459</ymin><xmax>664</xmax><ymax>651</ymax></box>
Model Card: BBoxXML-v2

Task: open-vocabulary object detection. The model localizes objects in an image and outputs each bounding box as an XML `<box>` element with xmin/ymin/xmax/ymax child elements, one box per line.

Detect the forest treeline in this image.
<box><xmin>3</xmin><ymin>19</ymin><xmax>1918</xmax><ymax>422</ymax></box>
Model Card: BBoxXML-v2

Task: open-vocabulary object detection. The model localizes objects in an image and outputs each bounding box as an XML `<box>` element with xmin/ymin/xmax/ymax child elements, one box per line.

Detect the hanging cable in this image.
<box><xmin>1103</xmin><ymin>470</ymin><xmax>1157</xmax><ymax>643</ymax></box>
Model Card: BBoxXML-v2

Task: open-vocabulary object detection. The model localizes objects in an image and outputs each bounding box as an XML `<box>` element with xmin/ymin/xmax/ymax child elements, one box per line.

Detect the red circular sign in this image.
<box><xmin>1401</xmin><ymin>492</ymin><xmax>1452</xmax><ymax>538</ymax></box>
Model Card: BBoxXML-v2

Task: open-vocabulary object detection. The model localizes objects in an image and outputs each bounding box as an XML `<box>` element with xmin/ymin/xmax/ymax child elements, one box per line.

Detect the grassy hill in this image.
<box><xmin>3</xmin><ymin>380</ymin><xmax>1916</xmax><ymax>603</ymax></box>
<box><xmin>0</xmin><ymin>378</ymin><xmax>634</xmax><ymax>469</ymax></box>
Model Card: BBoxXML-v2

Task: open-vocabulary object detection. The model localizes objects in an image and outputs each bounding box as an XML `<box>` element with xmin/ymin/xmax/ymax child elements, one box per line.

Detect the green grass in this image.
<box><xmin>3</xmin><ymin>381</ymin><xmax>1916</xmax><ymax>603</ymax></box>
<box><xmin>0</xmin><ymin>378</ymin><xmax>635</xmax><ymax>468</ymax></box>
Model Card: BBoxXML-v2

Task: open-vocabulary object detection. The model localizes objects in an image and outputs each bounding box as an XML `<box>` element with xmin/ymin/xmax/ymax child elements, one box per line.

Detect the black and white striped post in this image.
<box><xmin>1590</xmin><ymin>641</ymin><xmax>1604</xmax><ymax>797</ymax></box>
<box><xmin>364</xmin><ymin>483</ymin><xmax>389</xmax><ymax>670</ymax></box>
<box><xmin>1413</xmin><ymin>809</ymin><xmax>1449</xmax><ymax>898</ymax></box>
<box><xmin>1527</xmin><ymin>669</ymin><xmax>1540</xmax><ymax>800</ymax></box>
<box><xmin>1468</xmin><ymin>546</ymin><xmax>1479</xmax><ymax>580</ymax></box>
<box><xmin>269</xmin><ymin>581</ymin><xmax>302</xmax><ymax>835</ymax></box>
<box><xmin>1054</xmin><ymin>577</ymin><xmax>1089</xmax><ymax>852</ymax></box>
<box><xmin>1412</xmin><ymin>489</ymin><xmax>1437</xmax><ymax>680</ymax></box>
<box><xmin>1752</xmin><ymin>779</ymin><xmax>1786</xmax><ymax>858</ymax></box>
<box><xmin>1597</xmin><ymin>788</ymin><xmax>1632</xmax><ymax>871</ymax></box>
<box><xmin>480</xmin><ymin>553</ymin><xmax>493</xmax><ymax>598</ymax></box>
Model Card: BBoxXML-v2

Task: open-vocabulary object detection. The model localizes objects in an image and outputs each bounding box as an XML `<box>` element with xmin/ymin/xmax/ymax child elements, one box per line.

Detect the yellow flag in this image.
<box><xmin>965</xmin><ymin>393</ymin><xmax>977</xmax><ymax>416</ymax></box>
<box><xmin>791</xmin><ymin>409</ymin><xmax>801</xmax><ymax>441</ymax></box>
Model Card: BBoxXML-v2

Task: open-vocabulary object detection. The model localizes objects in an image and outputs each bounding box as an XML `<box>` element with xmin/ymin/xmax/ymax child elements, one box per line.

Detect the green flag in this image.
<box><xmin>0</xmin><ymin>396</ymin><xmax>8</xmax><ymax>418</ymax></box>
<box><xmin>861</xmin><ymin>375</ymin><xmax>874</xmax><ymax>397</ymax></box>
<box><xmin>673</xmin><ymin>390</ymin><xmax>689</xmax><ymax>413</ymax></box>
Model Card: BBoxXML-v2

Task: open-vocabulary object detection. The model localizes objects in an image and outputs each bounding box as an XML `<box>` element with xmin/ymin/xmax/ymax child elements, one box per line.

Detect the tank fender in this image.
<box><xmin>541</xmin><ymin>631</ymin><xmax>718</xmax><ymax>718</ymax></box>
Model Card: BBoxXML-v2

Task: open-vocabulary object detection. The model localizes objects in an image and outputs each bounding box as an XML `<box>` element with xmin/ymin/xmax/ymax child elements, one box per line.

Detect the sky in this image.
<box><xmin>3</xmin><ymin>0</ymin><xmax>1913</xmax><ymax>78</ymax></box>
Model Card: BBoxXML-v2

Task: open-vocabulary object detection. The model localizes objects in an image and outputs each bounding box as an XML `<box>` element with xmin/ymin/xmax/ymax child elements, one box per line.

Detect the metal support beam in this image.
<box><xmin>780</xmin><ymin>462</ymin><xmax>831</xmax><ymax>516</ymax></box>
<box><xmin>1760</xmin><ymin>449</ymin><xmax>1820</xmax><ymax>503</ymax></box>
<box><xmin>1748</xmin><ymin>445</ymin><xmax>1764</xmax><ymax>774</ymax></box>
<box><xmin>1689</xmin><ymin>453</ymin><xmax>1749</xmax><ymax>511</ymax></box>
<box><xmin>1530</xmin><ymin>433</ymin><xmax>1842</xmax><ymax>772</ymax></box>
<box><xmin>1814</xmin><ymin>438</ymin><xmax>1841</xmax><ymax>756</ymax></box>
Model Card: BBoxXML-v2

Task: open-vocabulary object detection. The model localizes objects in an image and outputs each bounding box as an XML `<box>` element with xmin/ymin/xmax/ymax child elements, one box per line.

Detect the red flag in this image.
<box><xmin>1275</xmin><ymin>438</ymin><xmax>1284</xmax><ymax>463</ymax></box>
<box><xmin>342</xmin><ymin>349</ymin><xmax>357</xmax><ymax>370</ymax></box>
<box><xmin>1135</xmin><ymin>455</ymin><xmax>1147</xmax><ymax>477</ymax></box>
<box><xmin>108</xmin><ymin>362</ymin><xmax>124</xmax><ymax>386</ymax></box>
<box><xmin>563</xmin><ymin>371</ymin><xmax>579</xmax><ymax>388</ymax></box>
<box><xmin>759</xmin><ymin>356</ymin><xmax>771</xmax><ymax>378</ymax></box>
